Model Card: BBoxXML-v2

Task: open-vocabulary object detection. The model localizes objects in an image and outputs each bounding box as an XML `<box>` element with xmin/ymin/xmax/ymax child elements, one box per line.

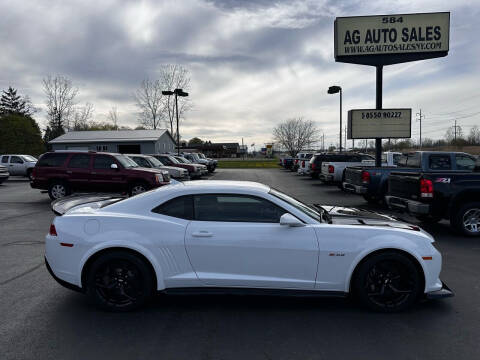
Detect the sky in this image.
<box><xmin>1</xmin><ymin>0</ymin><xmax>479</xmax><ymax>149</ymax></box>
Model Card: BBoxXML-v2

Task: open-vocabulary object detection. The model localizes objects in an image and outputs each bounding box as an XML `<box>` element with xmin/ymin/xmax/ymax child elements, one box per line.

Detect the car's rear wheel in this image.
<box><xmin>86</xmin><ymin>251</ymin><xmax>154</xmax><ymax>312</ymax></box>
<box><xmin>129</xmin><ymin>182</ymin><xmax>149</xmax><ymax>196</ymax></box>
<box><xmin>452</xmin><ymin>202</ymin><xmax>480</xmax><ymax>237</ymax></box>
<box><xmin>48</xmin><ymin>181</ymin><xmax>70</xmax><ymax>200</ymax></box>
<box><xmin>353</xmin><ymin>252</ymin><xmax>422</xmax><ymax>312</ymax></box>
<box><xmin>26</xmin><ymin>168</ymin><xmax>33</xmax><ymax>181</ymax></box>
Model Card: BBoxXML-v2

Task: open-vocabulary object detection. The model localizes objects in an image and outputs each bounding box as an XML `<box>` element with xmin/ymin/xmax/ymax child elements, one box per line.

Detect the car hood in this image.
<box><xmin>160</xmin><ymin>165</ymin><xmax>186</xmax><ymax>172</ymax></box>
<box><xmin>129</xmin><ymin>167</ymin><xmax>167</xmax><ymax>175</ymax></box>
<box><xmin>320</xmin><ymin>205</ymin><xmax>422</xmax><ymax>232</ymax></box>
<box><xmin>51</xmin><ymin>193</ymin><xmax>126</xmax><ymax>215</ymax></box>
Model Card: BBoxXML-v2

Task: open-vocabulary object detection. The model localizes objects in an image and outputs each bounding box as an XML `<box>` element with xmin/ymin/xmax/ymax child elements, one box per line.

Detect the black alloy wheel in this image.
<box><xmin>354</xmin><ymin>252</ymin><xmax>421</xmax><ymax>312</ymax></box>
<box><xmin>87</xmin><ymin>251</ymin><xmax>153</xmax><ymax>311</ymax></box>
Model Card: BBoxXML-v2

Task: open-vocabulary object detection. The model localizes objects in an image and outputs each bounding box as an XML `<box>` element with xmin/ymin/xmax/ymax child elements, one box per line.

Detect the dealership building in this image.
<box><xmin>49</xmin><ymin>129</ymin><xmax>177</xmax><ymax>154</ymax></box>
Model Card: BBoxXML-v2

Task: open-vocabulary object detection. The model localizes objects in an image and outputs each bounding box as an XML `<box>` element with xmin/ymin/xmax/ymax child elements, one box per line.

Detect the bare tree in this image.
<box><xmin>108</xmin><ymin>106</ymin><xmax>119</xmax><ymax>129</ymax></box>
<box><xmin>43</xmin><ymin>75</ymin><xmax>78</xmax><ymax>131</ymax></box>
<box><xmin>467</xmin><ymin>125</ymin><xmax>480</xmax><ymax>145</ymax></box>
<box><xmin>71</xmin><ymin>102</ymin><xmax>94</xmax><ymax>131</ymax></box>
<box><xmin>135</xmin><ymin>79</ymin><xmax>164</xmax><ymax>129</ymax></box>
<box><xmin>273</xmin><ymin>117</ymin><xmax>320</xmax><ymax>156</ymax></box>
<box><xmin>445</xmin><ymin>125</ymin><xmax>464</xmax><ymax>144</ymax></box>
<box><xmin>160</xmin><ymin>64</ymin><xmax>191</xmax><ymax>138</ymax></box>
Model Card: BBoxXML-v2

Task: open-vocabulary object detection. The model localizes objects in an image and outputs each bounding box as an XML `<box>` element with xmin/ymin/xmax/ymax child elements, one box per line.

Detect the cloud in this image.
<box><xmin>0</xmin><ymin>0</ymin><xmax>478</xmax><ymax>147</ymax></box>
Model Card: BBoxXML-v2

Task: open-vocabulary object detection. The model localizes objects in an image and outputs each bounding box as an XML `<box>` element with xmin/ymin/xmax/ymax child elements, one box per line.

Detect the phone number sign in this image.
<box><xmin>348</xmin><ymin>109</ymin><xmax>411</xmax><ymax>139</ymax></box>
<box><xmin>335</xmin><ymin>12</ymin><xmax>450</xmax><ymax>66</ymax></box>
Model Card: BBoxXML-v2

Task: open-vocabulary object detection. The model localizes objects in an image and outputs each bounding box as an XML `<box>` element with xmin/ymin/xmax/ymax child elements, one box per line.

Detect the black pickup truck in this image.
<box><xmin>343</xmin><ymin>151</ymin><xmax>476</xmax><ymax>204</ymax></box>
<box><xmin>386</xmin><ymin>157</ymin><xmax>480</xmax><ymax>236</ymax></box>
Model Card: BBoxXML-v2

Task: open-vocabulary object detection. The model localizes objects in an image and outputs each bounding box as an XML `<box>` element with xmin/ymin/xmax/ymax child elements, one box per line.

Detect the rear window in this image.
<box><xmin>1</xmin><ymin>156</ymin><xmax>9</xmax><ymax>163</ymax></box>
<box><xmin>37</xmin><ymin>153</ymin><xmax>69</xmax><ymax>167</ymax></box>
<box><xmin>93</xmin><ymin>155</ymin><xmax>117</xmax><ymax>169</ymax></box>
<box><xmin>429</xmin><ymin>154</ymin><xmax>451</xmax><ymax>170</ymax></box>
<box><xmin>397</xmin><ymin>153</ymin><xmax>421</xmax><ymax>168</ymax></box>
<box><xmin>68</xmin><ymin>154</ymin><xmax>91</xmax><ymax>168</ymax></box>
<box><xmin>152</xmin><ymin>195</ymin><xmax>194</xmax><ymax>220</ymax></box>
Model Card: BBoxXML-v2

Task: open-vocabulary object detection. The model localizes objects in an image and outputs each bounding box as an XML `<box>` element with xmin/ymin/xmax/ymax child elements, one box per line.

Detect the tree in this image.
<box><xmin>272</xmin><ymin>117</ymin><xmax>319</xmax><ymax>156</ymax></box>
<box><xmin>188</xmin><ymin>137</ymin><xmax>203</xmax><ymax>146</ymax></box>
<box><xmin>467</xmin><ymin>125</ymin><xmax>480</xmax><ymax>145</ymax></box>
<box><xmin>0</xmin><ymin>114</ymin><xmax>45</xmax><ymax>156</ymax></box>
<box><xmin>160</xmin><ymin>64</ymin><xmax>191</xmax><ymax>138</ymax></box>
<box><xmin>0</xmin><ymin>87</ymin><xmax>36</xmax><ymax>116</ymax></box>
<box><xmin>43</xmin><ymin>75</ymin><xmax>78</xmax><ymax>135</ymax></box>
<box><xmin>445</xmin><ymin>125</ymin><xmax>464</xmax><ymax>144</ymax></box>
<box><xmin>135</xmin><ymin>79</ymin><xmax>164</xmax><ymax>129</ymax></box>
<box><xmin>108</xmin><ymin>106</ymin><xmax>119</xmax><ymax>129</ymax></box>
<box><xmin>71</xmin><ymin>103</ymin><xmax>94</xmax><ymax>131</ymax></box>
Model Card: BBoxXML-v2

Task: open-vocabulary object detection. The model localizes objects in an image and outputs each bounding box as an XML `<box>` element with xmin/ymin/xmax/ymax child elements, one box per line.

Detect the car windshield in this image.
<box><xmin>114</xmin><ymin>155</ymin><xmax>138</xmax><ymax>168</ymax></box>
<box><xmin>176</xmin><ymin>156</ymin><xmax>190</xmax><ymax>163</ymax></box>
<box><xmin>198</xmin><ymin>153</ymin><xmax>206</xmax><ymax>159</ymax></box>
<box><xmin>269</xmin><ymin>188</ymin><xmax>321</xmax><ymax>222</ymax></box>
<box><xmin>22</xmin><ymin>155</ymin><xmax>37</xmax><ymax>162</ymax></box>
<box><xmin>148</xmin><ymin>156</ymin><xmax>164</xmax><ymax>167</ymax></box>
<box><xmin>167</xmin><ymin>156</ymin><xmax>180</xmax><ymax>164</ymax></box>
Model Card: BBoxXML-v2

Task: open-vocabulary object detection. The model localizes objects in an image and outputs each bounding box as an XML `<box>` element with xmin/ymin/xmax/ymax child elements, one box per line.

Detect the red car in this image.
<box><xmin>31</xmin><ymin>151</ymin><xmax>170</xmax><ymax>200</ymax></box>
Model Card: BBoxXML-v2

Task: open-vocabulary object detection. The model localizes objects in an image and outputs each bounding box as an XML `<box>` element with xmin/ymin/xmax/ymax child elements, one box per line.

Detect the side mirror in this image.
<box><xmin>110</xmin><ymin>163</ymin><xmax>118</xmax><ymax>170</ymax></box>
<box><xmin>280</xmin><ymin>213</ymin><xmax>305</xmax><ymax>227</ymax></box>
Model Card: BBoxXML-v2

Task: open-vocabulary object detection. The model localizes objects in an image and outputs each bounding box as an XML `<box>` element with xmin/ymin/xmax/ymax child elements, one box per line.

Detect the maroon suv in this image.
<box><xmin>31</xmin><ymin>151</ymin><xmax>170</xmax><ymax>200</ymax></box>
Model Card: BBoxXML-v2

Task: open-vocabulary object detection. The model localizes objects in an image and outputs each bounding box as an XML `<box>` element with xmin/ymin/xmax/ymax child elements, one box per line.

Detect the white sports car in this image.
<box><xmin>45</xmin><ymin>181</ymin><xmax>453</xmax><ymax>312</ymax></box>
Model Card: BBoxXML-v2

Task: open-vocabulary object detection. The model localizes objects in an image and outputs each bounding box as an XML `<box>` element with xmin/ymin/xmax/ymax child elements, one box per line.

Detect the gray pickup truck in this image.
<box><xmin>0</xmin><ymin>154</ymin><xmax>37</xmax><ymax>179</ymax></box>
<box><xmin>343</xmin><ymin>151</ymin><xmax>476</xmax><ymax>204</ymax></box>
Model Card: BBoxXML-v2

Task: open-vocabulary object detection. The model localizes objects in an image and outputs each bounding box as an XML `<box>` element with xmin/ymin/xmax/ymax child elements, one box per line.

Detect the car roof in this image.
<box><xmin>181</xmin><ymin>180</ymin><xmax>270</xmax><ymax>192</ymax></box>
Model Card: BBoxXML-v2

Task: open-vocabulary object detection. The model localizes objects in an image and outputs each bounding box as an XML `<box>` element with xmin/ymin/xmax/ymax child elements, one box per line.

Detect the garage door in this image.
<box><xmin>66</xmin><ymin>146</ymin><xmax>89</xmax><ymax>150</ymax></box>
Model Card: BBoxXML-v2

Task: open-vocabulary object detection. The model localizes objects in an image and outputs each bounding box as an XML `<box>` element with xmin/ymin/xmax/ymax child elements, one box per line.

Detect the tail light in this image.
<box><xmin>328</xmin><ymin>165</ymin><xmax>334</xmax><ymax>173</ymax></box>
<box><xmin>361</xmin><ymin>171</ymin><xmax>370</xmax><ymax>184</ymax></box>
<box><xmin>295</xmin><ymin>159</ymin><xmax>299</xmax><ymax>164</ymax></box>
<box><xmin>31</xmin><ymin>168</ymin><xmax>37</xmax><ymax>180</ymax></box>
<box><xmin>302</xmin><ymin>160</ymin><xmax>305</xmax><ymax>167</ymax></box>
<box><xmin>49</xmin><ymin>224</ymin><xmax>57</xmax><ymax>236</ymax></box>
<box><xmin>311</xmin><ymin>163</ymin><xmax>315</xmax><ymax>170</ymax></box>
<box><xmin>283</xmin><ymin>159</ymin><xmax>286</xmax><ymax>165</ymax></box>
<box><xmin>420</xmin><ymin>178</ymin><xmax>433</xmax><ymax>198</ymax></box>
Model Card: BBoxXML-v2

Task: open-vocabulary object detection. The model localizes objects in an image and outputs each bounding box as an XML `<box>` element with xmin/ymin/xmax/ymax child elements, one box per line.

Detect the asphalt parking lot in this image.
<box><xmin>1</xmin><ymin>169</ymin><xmax>479</xmax><ymax>360</ymax></box>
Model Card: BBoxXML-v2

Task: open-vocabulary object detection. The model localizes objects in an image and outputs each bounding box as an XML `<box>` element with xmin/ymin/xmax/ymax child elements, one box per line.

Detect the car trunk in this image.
<box><xmin>388</xmin><ymin>172</ymin><xmax>422</xmax><ymax>199</ymax></box>
<box><xmin>344</xmin><ymin>167</ymin><xmax>364</xmax><ymax>185</ymax></box>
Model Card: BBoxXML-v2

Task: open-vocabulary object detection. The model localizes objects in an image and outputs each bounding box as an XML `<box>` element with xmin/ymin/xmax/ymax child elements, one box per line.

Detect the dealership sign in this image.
<box><xmin>335</xmin><ymin>12</ymin><xmax>450</xmax><ymax>65</ymax></box>
<box><xmin>347</xmin><ymin>109</ymin><xmax>411</xmax><ymax>139</ymax></box>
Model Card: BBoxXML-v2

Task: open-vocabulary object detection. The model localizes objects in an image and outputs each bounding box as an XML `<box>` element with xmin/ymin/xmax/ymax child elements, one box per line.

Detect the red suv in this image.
<box><xmin>31</xmin><ymin>151</ymin><xmax>170</xmax><ymax>200</ymax></box>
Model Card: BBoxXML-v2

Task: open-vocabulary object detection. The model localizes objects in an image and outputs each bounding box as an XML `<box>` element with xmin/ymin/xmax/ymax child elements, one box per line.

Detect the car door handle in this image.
<box><xmin>191</xmin><ymin>231</ymin><xmax>213</xmax><ymax>237</ymax></box>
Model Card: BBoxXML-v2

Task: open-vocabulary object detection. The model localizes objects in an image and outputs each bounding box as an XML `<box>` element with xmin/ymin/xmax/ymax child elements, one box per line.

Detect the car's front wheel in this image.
<box><xmin>353</xmin><ymin>251</ymin><xmax>422</xmax><ymax>312</ymax></box>
<box><xmin>86</xmin><ymin>250</ymin><xmax>154</xmax><ymax>311</ymax></box>
<box><xmin>129</xmin><ymin>182</ymin><xmax>149</xmax><ymax>196</ymax></box>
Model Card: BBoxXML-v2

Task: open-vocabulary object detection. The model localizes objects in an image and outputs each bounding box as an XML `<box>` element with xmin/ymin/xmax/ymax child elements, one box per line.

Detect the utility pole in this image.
<box><xmin>416</xmin><ymin>109</ymin><xmax>425</xmax><ymax>148</ymax></box>
<box><xmin>344</xmin><ymin>126</ymin><xmax>347</xmax><ymax>151</ymax></box>
<box><xmin>321</xmin><ymin>133</ymin><xmax>325</xmax><ymax>152</ymax></box>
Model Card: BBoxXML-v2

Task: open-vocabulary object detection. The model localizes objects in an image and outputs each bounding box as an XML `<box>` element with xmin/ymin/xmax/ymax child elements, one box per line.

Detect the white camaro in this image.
<box><xmin>45</xmin><ymin>181</ymin><xmax>453</xmax><ymax>312</ymax></box>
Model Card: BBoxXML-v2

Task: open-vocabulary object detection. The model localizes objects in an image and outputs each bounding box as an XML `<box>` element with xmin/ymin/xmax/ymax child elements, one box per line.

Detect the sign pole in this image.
<box><xmin>375</xmin><ymin>65</ymin><xmax>383</xmax><ymax>167</ymax></box>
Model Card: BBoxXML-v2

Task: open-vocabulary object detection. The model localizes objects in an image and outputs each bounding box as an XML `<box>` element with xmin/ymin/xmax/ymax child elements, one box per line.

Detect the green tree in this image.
<box><xmin>0</xmin><ymin>114</ymin><xmax>45</xmax><ymax>156</ymax></box>
<box><xmin>188</xmin><ymin>137</ymin><xmax>203</xmax><ymax>146</ymax></box>
<box><xmin>0</xmin><ymin>87</ymin><xmax>35</xmax><ymax>116</ymax></box>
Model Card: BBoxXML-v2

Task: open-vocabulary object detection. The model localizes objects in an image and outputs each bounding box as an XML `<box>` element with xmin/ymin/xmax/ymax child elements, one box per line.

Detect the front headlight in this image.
<box><xmin>155</xmin><ymin>174</ymin><xmax>163</xmax><ymax>184</ymax></box>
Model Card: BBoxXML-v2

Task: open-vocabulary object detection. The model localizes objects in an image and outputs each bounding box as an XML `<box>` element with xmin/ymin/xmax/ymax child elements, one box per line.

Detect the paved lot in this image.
<box><xmin>1</xmin><ymin>169</ymin><xmax>479</xmax><ymax>360</ymax></box>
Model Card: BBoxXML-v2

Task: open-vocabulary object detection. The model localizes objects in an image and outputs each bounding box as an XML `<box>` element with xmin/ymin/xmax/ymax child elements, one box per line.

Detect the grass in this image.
<box><xmin>218</xmin><ymin>159</ymin><xmax>280</xmax><ymax>168</ymax></box>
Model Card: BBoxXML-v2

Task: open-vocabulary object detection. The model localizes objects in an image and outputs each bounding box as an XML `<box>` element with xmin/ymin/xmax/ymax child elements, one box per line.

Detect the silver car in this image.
<box><xmin>0</xmin><ymin>155</ymin><xmax>37</xmax><ymax>179</ymax></box>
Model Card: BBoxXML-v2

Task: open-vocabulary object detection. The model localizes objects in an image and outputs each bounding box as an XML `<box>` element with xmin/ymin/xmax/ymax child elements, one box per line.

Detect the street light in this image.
<box><xmin>328</xmin><ymin>85</ymin><xmax>342</xmax><ymax>152</ymax></box>
<box><xmin>162</xmin><ymin>89</ymin><xmax>189</xmax><ymax>155</ymax></box>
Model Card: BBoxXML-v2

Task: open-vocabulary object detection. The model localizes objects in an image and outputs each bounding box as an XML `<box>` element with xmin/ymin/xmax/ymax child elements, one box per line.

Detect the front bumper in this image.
<box><xmin>343</xmin><ymin>182</ymin><xmax>367</xmax><ymax>194</ymax></box>
<box><xmin>425</xmin><ymin>282</ymin><xmax>454</xmax><ymax>299</ymax></box>
<box><xmin>0</xmin><ymin>173</ymin><xmax>9</xmax><ymax>183</ymax></box>
<box><xmin>385</xmin><ymin>195</ymin><xmax>430</xmax><ymax>215</ymax></box>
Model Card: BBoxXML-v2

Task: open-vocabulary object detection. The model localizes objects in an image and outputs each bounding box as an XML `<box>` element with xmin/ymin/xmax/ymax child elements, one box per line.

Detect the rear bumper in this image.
<box><xmin>45</xmin><ymin>257</ymin><xmax>83</xmax><ymax>293</ymax></box>
<box><xmin>385</xmin><ymin>195</ymin><xmax>430</xmax><ymax>215</ymax></box>
<box><xmin>425</xmin><ymin>282</ymin><xmax>454</xmax><ymax>300</ymax></box>
<box><xmin>320</xmin><ymin>174</ymin><xmax>334</xmax><ymax>183</ymax></box>
<box><xmin>0</xmin><ymin>173</ymin><xmax>9</xmax><ymax>183</ymax></box>
<box><xmin>343</xmin><ymin>182</ymin><xmax>367</xmax><ymax>194</ymax></box>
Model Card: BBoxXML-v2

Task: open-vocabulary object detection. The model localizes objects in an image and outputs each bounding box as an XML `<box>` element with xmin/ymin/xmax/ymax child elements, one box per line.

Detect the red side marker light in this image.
<box><xmin>422</xmin><ymin>256</ymin><xmax>433</xmax><ymax>260</ymax></box>
<box><xmin>49</xmin><ymin>224</ymin><xmax>57</xmax><ymax>236</ymax></box>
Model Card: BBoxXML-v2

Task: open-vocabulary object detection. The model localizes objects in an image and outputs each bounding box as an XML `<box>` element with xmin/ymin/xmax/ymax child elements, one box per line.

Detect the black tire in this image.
<box><xmin>311</xmin><ymin>173</ymin><xmax>319</xmax><ymax>179</ymax></box>
<box><xmin>353</xmin><ymin>251</ymin><xmax>422</xmax><ymax>312</ymax></box>
<box><xmin>451</xmin><ymin>202</ymin><xmax>480</xmax><ymax>237</ymax></box>
<box><xmin>86</xmin><ymin>250</ymin><xmax>154</xmax><ymax>312</ymax></box>
<box><xmin>48</xmin><ymin>181</ymin><xmax>70</xmax><ymax>200</ymax></box>
<box><xmin>129</xmin><ymin>182</ymin><xmax>149</xmax><ymax>196</ymax></box>
<box><xmin>26</xmin><ymin>168</ymin><xmax>33</xmax><ymax>181</ymax></box>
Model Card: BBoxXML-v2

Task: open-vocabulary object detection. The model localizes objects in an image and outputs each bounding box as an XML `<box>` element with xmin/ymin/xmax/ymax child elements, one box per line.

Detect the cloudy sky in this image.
<box><xmin>1</xmin><ymin>0</ymin><xmax>479</xmax><ymax>148</ymax></box>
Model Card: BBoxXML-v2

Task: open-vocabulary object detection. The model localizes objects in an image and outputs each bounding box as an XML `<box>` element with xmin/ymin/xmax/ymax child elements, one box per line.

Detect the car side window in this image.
<box><xmin>455</xmin><ymin>155</ymin><xmax>476</xmax><ymax>171</ymax></box>
<box><xmin>193</xmin><ymin>194</ymin><xmax>286</xmax><ymax>223</ymax></box>
<box><xmin>68</xmin><ymin>154</ymin><xmax>91</xmax><ymax>168</ymax></box>
<box><xmin>93</xmin><ymin>155</ymin><xmax>116</xmax><ymax>169</ymax></box>
<box><xmin>37</xmin><ymin>153</ymin><xmax>68</xmax><ymax>167</ymax></box>
<box><xmin>10</xmin><ymin>156</ymin><xmax>23</xmax><ymax>164</ymax></box>
<box><xmin>1</xmin><ymin>156</ymin><xmax>8</xmax><ymax>163</ymax></box>
<box><xmin>429</xmin><ymin>155</ymin><xmax>451</xmax><ymax>170</ymax></box>
<box><xmin>133</xmin><ymin>157</ymin><xmax>151</xmax><ymax>168</ymax></box>
<box><xmin>152</xmin><ymin>195</ymin><xmax>194</xmax><ymax>220</ymax></box>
